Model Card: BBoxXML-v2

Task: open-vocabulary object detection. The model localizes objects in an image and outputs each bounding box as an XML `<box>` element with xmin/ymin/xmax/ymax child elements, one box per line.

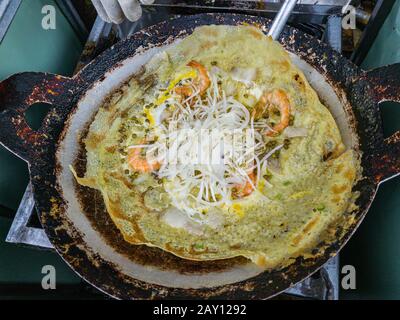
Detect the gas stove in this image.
<box><xmin>6</xmin><ymin>0</ymin><xmax>392</xmax><ymax>300</ymax></box>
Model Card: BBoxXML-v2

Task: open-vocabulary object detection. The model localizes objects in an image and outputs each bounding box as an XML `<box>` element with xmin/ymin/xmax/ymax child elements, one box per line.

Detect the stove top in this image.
<box><xmin>6</xmin><ymin>2</ymin><xmax>345</xmax><ymax>299</ymax></box>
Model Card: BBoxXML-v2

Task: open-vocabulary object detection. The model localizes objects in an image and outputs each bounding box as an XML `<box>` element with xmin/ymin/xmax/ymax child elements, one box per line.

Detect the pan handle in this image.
<box><xmin>364</xmin><ymin>63</ymin><xmax>400</xmax><ymax>183</ymax></box>
<box><xmin>0</xmin><ymin>72</ymin><xmax>72</xmax><ymax>163</ymax></box>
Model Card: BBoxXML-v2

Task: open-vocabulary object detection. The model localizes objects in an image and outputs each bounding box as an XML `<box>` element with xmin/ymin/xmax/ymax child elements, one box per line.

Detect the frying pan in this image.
<box><xmin>0</xmin><ymin>14</ymin><xmax>399</xmax><ymax>299</ymax></box>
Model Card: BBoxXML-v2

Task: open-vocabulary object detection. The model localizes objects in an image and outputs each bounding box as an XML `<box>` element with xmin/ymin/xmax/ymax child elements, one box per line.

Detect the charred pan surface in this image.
<box><xmin>369</xmin><ymin>131</ymin><xmax>400</xmax><ymax>184</ymax></box>
<box><xmin>2</xmin><ymin>13</ymin><xmax>397</xmax><ymax>299</ymax></box>
<box><xmin>357</xmin><ymin>64</ymin><xmax>400</xmax><ymax>184</ymax></box>
<box><xmin>361</xmin><ymin>63</ymin><xmax>400</xmax><ymax>104</ymax></box>
<box><xmin>0</xmin><ymin>73</ymin><xmax>73</xmax><ymax>162</ymax></box>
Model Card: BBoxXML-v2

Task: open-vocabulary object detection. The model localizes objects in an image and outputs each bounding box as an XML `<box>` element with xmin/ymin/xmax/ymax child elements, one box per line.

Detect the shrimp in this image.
<box><xmin>187</xmin><ymin>60</ymin><xmax>211</xmax><ymax>95</ymax></box>
<box><xmin>255</xmin><ymin>89</ymin><xmax>291</xmax><ymax>136</ymax></box>
<box><xmin>174</xmin><ymin>60</ymin><xmax>211</xmax><ymax>99</ymax></box>
<box><xmin>233</xmin><ymin>171</ymin><xmax>256</xmax><ymax>198</ymax></box>
<box><xmin>174</xmin><ymin>86</ymin><xmax>193</xmax><ymax>100</ymax></box>
<box><xmin>127</xmin><ymin>146</ymin><xmax>161</xmax><ymax>173</ymax></box>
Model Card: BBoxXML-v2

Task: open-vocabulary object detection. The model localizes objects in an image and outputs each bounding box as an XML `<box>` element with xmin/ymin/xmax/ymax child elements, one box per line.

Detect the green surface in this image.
<box><xmin>0</xmin><ymin>0</ymin><xmax>82</xmax><ymax>211</ymax></box>
<box><xmin>0</xmin><ymin>0</ymin><xmax>82</xmax><ymax>287</ymax></box>
<box><xmin>0</xmin><ymin>217</ymin><xmax>80</xmax><ymax>285</ymax></box>
<box><xmin>340</xmin><ymin>1</ymin><xmax>400</xmax><ymax>300</ymax></box>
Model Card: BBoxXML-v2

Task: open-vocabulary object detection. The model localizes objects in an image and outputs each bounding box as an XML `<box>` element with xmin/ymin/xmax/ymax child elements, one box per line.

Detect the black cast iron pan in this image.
<box><xmin>0</xmin><ymin>14</ymin><xmax>399</xmax><ymax>299</ymax></box>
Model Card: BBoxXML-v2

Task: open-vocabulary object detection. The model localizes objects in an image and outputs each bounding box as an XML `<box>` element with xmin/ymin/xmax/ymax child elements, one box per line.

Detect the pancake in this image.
<box><xmin>72</xmin><ymin>25</ymin><xmax>360</xmax><ymax>269</ymax></box>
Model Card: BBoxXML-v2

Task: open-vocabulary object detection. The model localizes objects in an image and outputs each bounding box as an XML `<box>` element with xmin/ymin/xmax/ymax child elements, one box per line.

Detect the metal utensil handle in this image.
<box><xmin>362</xmin><ymin>63</ymin><xmax>400</xmax><ymax>184</ymax></box>
<box><xmin>267</xmin><ymin>0</ymin><xmax>298</xmax><ymax>40</ymax></box>
<box><xmin>0</xmin><ymin>72</ymin><xmax>72</xmax><ymax>163</ymax></box>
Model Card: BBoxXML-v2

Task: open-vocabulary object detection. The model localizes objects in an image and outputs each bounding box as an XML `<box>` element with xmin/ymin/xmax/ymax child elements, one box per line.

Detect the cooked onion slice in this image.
<box><xmin>230</xmin><ymin>67</ymin><xmax>257</xmax><ymax>86</ymax></box>
<box><xmin>284</xmin><ymin>126</ymin><xmax>308</xmax><ymax>138</ymax></box>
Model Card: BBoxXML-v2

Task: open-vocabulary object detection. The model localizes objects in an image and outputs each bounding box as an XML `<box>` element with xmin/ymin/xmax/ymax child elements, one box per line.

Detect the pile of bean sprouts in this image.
<box><xmin>129</xmin><ymin>71</ymin><xmax>283</xmax><ymax>221</ymax></box>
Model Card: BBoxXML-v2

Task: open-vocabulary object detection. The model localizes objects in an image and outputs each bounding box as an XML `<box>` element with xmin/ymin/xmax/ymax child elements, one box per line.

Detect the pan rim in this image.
<box><xmin>34</xmin><ymin>13</ymin><xmax>379</xmax><ymax>299</ymax></box>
